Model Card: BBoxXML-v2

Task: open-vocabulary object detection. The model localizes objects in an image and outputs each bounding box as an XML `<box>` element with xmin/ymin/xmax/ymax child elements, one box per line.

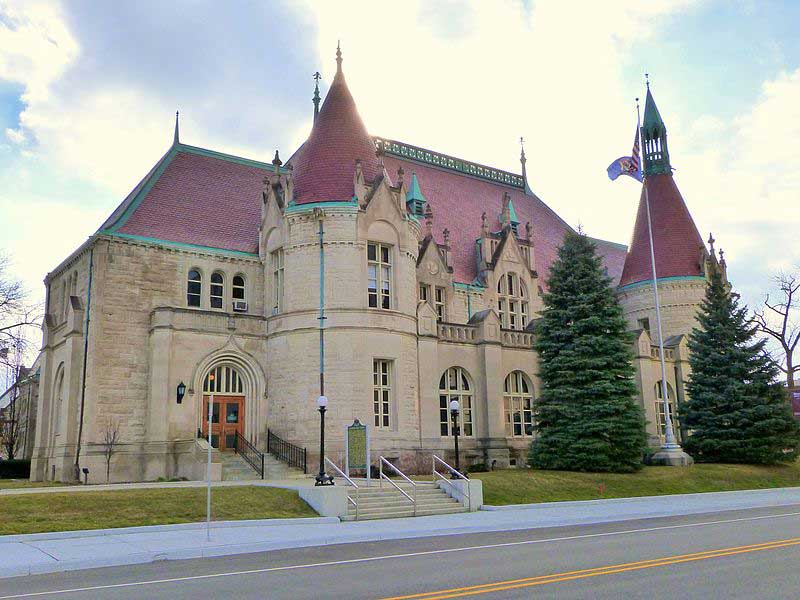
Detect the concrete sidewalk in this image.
<box><xmin>0</xmin><ymin>479</ymin><xmax>312</xmax><ymax>496</ymax></box>
<box><xmin>3</xmin><ymin>486</ymin><xmax>800</xmax><ymax>578</ymax></box>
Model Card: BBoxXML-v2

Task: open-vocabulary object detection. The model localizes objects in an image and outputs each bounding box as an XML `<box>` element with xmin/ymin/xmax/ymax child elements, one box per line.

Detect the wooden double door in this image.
<box><xmin>201</xmin><ymin>395</ymin><xmax>245</xmax><ymax>450</ymax></box>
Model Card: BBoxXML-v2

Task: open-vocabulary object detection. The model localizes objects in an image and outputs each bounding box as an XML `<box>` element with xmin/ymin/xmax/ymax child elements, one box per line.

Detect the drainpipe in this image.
<box><xmin>316</xmin><ymin>210</ymin><xmax>326</xmax><ymax>399</ymax></box>
<box><xmin>74</xmin><ymin>247</ymin><xmax>94</xmax><ymax>480</ymax></box>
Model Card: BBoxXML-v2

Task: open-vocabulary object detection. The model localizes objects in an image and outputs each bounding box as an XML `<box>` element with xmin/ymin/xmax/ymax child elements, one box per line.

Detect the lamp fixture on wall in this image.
<box><xmin>176</xmin><ymin>381</ymin><xmax>187</xmax><ymax>404</ymax></box>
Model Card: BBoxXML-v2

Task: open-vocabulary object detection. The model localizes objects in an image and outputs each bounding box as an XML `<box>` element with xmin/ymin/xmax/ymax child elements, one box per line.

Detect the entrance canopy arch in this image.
<box><xmin>191</xmin><ymin>349</ymin><xmax>266</xmax><ymax>449</ymax></box>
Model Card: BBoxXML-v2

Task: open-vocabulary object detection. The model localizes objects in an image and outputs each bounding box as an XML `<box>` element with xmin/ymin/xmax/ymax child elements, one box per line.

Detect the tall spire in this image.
<box><xmin>519</xmin><ymin>136</ymin><xmax>533</xmax><ymax>195</ymax></box>
<box><xmin>313</xmin><ymin>72</ymin><xmax>321</xmax><ymax>123</ymax></box>
<box><xmin>336</xmin><ymin>40</ymin><xmax>342</xmax><ymax>74</ymax></box>
<box><xmin>641</xmin><ymin>76</ymin><xmax>671</xmax><ymax>176</ymax></box>
<box><xmin>173</xmin><ymin>110</ymin><xmax>180</xmax><ymax>145</ymax></box>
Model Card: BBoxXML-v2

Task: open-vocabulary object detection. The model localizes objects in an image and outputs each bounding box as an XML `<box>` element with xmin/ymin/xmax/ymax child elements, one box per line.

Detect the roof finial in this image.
<box><xmin>173</xmin><ymin>110</ymin><xmax>180</xmax><ymax>145</ymax></box>
<box><xmin>645</xmin><ymin>73</ymin><xmax>650</xmax><ymax>90</ymax></box>
<box><xmin>313</xmin><ymin>72</ymin><xmax>321</xmax><ymax>123</ymax></box>
<box><xmin>336</xmin><ymin>40</ymin><xmax>342</xmax><ymax>73</ymax></box>
<box><xmin>519</xmin><ymin>136</ymin><xmax>533</xmax><ymax>195</ymax></box>
<box><xmin>707</xmin><ymin>232</ymin><xmax>715</xmax><ymax>254</ymax></box>
<box><xmin>272</xmin><ymin>150</ymin><xmax>282</xmax><ymax>174</ymax></box>
<box><xmin>519</xmin><ymin>136</ymin><xmax>526</xmax><ymax>161</ymax></box>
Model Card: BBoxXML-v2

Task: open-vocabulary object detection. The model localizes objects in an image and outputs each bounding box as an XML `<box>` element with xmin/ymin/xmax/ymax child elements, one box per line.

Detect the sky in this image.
<box><xmin>1</xmin><ymin>0</ymin><xmax>799</xmax><ymax>332</ymax></box>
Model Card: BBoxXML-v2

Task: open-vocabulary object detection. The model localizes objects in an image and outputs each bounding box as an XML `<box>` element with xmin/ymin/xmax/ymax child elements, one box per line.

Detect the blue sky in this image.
<box><xmin>1</xmin><ymin>0</ymin><xmax>798</xmax><ymax>320</ymax></box>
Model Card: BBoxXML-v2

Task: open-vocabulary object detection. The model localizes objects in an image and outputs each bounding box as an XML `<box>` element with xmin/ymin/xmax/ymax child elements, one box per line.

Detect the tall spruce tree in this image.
<box><xmin>683</xmin><ymin>265</ymin><xmax>799</xmax><ymax>464</ymax></box>
<box><xmin>529</xmin><ymin>231</ymin><xmax>647</xmax><ymax>472</ymax></box>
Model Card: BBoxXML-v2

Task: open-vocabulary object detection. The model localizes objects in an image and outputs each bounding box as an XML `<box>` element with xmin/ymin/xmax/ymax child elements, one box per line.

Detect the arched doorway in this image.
<box><xmin>201</xmin><ymin>365</ymin><xmax>246</xmax><ymax>451</ymax></box>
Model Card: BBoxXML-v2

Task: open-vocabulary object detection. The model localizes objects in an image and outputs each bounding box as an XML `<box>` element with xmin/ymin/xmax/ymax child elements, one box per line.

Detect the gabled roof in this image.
<box><xmin>619</xmin><ymin>174</ymin><xmax>705</xmax><ymax>288</ymax></box>
<box><xmin>101</xmin><ymin>144</ymin><xmax>277</xmax><ymax>255</ymax></box>
<box><xmin>289</xmin><ymin>57</ymin><xmax>379</xmax><ymax>205</ymax></box>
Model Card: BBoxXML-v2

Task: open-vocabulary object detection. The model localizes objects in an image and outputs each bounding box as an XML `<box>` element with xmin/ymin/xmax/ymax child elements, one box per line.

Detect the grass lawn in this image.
<box><xmin>474</xmin><ymin>461</ymin><xmax>800</xmax><ymax>505</ymax></box>
<box><xmin>0</xmin><ymin>479</ymin><xmax>75</xmax><ymax>490</ymax></box>
<box><xmin>0</xmin><ymin>486</ymin><xmax>316</xmax><ymax>535</ymax></box>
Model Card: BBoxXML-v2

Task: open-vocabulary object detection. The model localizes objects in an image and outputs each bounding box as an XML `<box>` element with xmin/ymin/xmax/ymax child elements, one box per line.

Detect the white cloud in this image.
<box><xmin>4</xmin><ymin>127</ymin><xmax>24</xmax><ymax>143</ymax></box>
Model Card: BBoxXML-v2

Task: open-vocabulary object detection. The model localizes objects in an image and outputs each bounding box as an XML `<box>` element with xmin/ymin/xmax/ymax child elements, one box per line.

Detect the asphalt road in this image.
<box><xmin>3</xmin><ymin>504</ymin><xmax>800</xmax><ymax>599</ymax></box>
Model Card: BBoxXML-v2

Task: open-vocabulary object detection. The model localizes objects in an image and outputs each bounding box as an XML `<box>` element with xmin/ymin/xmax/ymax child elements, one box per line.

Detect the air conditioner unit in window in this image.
<box><xmin>232</xmin><ymin>300</ymin><xmax>248</xmax><ymax>313</ymax></box>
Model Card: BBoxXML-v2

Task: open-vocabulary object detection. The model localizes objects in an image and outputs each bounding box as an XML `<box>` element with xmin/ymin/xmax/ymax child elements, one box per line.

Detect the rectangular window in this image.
<box><xmin>373</xmin><ymin>359</ymin><xmax>392</xmax><ymax>428</ymax></box>
<box><xmin>419</xmin><ymin>284</ymin><xmax>430</xmax><ymax>303</ymax></box>
<box><xmin>504</xmin><ymin>398</ymin><xmax>533</xmax><ymax>437</ymax></box>
<box><xmin>367</xmin><ymin>242</ymin><xmax>392</xmax><ymax>309</ymax></box>
<box><xmin>638</xmin><ymin>317</ymin><xmax>651</xmax><ymax>337</ymax></box>
<box><xmin>654</xmin><ymin>400</ymin><xmax>678</xmax><ymax>443</ymax></box>
<box><xmin>272</xmin><ymin>249</ymin><xmax>284</xmax><ymax>313</ymax></box>
<box><xmin>210</xmin><ymin>275</ymin><xmax>223</xmax><ymax>309</ymax></box>
<box><xmin>434</xmin><ymin>287</ymin><xmax>446</xmax><ymax>322</ymax></box>
<box><xmin>440</xmin><ymin>395</ymin><xmax>473</xmax><ymax>437</ymax></box>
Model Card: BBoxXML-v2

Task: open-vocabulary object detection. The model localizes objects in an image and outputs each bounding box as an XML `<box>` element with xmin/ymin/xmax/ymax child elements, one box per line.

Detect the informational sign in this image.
<box><xmin>345</xmin><ymin>419</ymin><xmax>369</xmax><ymax>480</ymax></box>
<box><xmin>789</xmin><ymin>387</ymin><xmax>800</xmax><ymax>420</ymax></box>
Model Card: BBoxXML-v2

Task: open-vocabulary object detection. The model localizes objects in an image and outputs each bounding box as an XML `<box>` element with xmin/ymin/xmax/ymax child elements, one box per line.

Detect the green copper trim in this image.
<box><xmin>508</xmin><ymin>199</ymin><xmax>520</xmax><ymax>224</ymax></box>
<box><xmin>618</xmin><ymin>275</ymin><xmax>705</xmax><ymax>291</ymax></box>
<box><xmin>374</xmin><ymin>136</ymin><xmax>525</xmax><ymax>189</ymax></box>
<box><xmin>284</xmin><ymin>200</ymin><xmax>359</xmax><ymax>214</ymax></box>
<box><xmin>106</xmin><ymin>147</ymin><xmax>179</xmax><ymax>232</ymax></box>
<box><xmin>177</xmin><ymin>143</ymin><xmax>282</xmax><ymax>171</ymax></box>
<box><xmin>454</xmin><ymin>282</ymin><xmax>486</xmax><ymax>292</ymax></box>
<box><xmin>589</xmin><ymin>237</ymin><xmax>628</xmax><ymax>251</ymax></box>
<box><xmin>642</xmin><ymin>88</ymin><xmax>672</xmax><ymax>176</ymax></box>
<box><xmin>406</xmin><ymin>172</ymin><xmax>426</xmax><ymax>203</ymax></box>
<box><xmin>99</xmin><ymin>231</ymin><xmax>260</xmax><ymax>257</ymax></box>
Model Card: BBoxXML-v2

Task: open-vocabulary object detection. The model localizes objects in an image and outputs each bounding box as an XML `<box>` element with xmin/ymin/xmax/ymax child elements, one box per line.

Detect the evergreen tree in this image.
<box><xmin>529</xmin><ymin>231</ymin><xmax>647</xmax><ymax>472</ymax></box>
<box><xmin>683</xmin><ymin>265</ymin><xmax>799</xmax><ymax>464</ymax></box>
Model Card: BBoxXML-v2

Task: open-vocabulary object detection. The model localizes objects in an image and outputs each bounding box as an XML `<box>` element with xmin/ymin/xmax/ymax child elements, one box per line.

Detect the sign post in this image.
<box><xmin>345</xmin><ymin>419</ymin><xmax>370</xmax><ymax>486</ymax></box>
<box><xmin>789</xmin><ymin>387</ymin><xmax>800</xmax><ymax>420</ymax></box>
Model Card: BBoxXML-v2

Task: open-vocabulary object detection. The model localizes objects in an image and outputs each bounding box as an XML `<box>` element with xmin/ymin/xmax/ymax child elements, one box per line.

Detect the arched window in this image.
<box><xmin>439</xmin><ymin>367</ymin><xmax>474</xmax><ymax>437</ymax></box>
<box><xmin>61</xmin><ymin>280</ymin><xmax>68</xmax><ymax>320</ymax></box>
<box><xmin>497</xmin><ymin>273</ymin><xmax>529</xmax><ymax>330</ymax></box>
<box><xmin>203</xmin><ymin>366</ymin><xmax>244</xmax><ymax>394</ymax></box>
<box><xmin>654</xmin><ymin>381</ymin><xmax>678</xmax><ymax>442</ymax></box>
<box><xmin>504</xmin><ymin>371</ymin><xmax>534</xmax><ymax>437</ymax></box>
<box><xmin>232</xmin><ymin>275</ymin><xmax>246</xmax><ymax>302</ymax></box>
<box><xmin>52</xmin><ymin>367</ymin><xmax>64</xmax><ymax>435</ymax></box>
<box><xmin>210</xmin><ymin>272</ymin><xmax>224</xmax><ymax>309</ymax></box>
<box><xmin>187</xmin><ymin>270</ymin><xmax>202</xmax><ymax>307</ymax></box>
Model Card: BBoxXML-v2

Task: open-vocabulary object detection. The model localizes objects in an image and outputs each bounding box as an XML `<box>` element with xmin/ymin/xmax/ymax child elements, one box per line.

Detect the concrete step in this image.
<box><xmin>342</xmin><ymin>506</ymin><xmax>469</xmax><ymax>521</ymax></box>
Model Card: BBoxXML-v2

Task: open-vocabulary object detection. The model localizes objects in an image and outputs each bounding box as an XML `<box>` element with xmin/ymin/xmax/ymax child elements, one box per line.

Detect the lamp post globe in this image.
<box><xmin>449</xmin><ymin>399</ymin><xmax>461</xmax><ymax>478</ymax></box>
<box><xmin>315</xmin><ymin>395</ymin><xmax>334</xmax><ymax>486</ymax></box>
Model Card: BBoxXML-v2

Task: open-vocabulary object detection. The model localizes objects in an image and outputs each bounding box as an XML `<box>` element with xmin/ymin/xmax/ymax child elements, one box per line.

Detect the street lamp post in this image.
<box><xmin>449</xmin><ymin>399</ymin><xmax>461</xmax><ymax>478</ymax></box>
<box><xmin>315</xmin><ymin>395</ymin><xmax>334</xmax><ymax>486</ymax></box>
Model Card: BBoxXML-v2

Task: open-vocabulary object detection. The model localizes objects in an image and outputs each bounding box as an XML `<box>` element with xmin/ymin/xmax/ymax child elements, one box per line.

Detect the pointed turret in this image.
<box><xmin>291</xmin><ymin>43</ymin><xmax>379</xmax><ymax>205</ymax></box>
<box><xmin>641</xmin><ymin>81</ymin><xmax>671</xmax><ymax>177</ymax></box>
<box><xmin>173</xmin><ymin>111</ymin><xmax>180</xmax><ymax>145</ymax></box>
<box><xmin>619</xmin><ymin>84</ymin><xmax>705</xmax><ymax>288</ymax></box>
<box><xmin>406</xmin><ymin>172</ymin><xmax>427</xmax><ymax>217</ymax></box>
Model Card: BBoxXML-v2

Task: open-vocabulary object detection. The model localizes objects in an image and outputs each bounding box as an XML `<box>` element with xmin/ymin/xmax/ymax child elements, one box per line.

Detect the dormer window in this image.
<box><xmin>498</xmin><ymin>272</ymin><xmax>529</xmax><ymax>330</ymax></box>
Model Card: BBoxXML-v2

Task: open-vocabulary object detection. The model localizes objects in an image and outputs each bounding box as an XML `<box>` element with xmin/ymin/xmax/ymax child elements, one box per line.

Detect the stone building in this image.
<box><xmin>0</xmin><ymin>357</ymin><xmax>40</xmax><ymax>461</ymax></box>
<box><xmin>30</xmin><ymin>49</ymin><xmax>723</xmax><ymax>482</ymax></box>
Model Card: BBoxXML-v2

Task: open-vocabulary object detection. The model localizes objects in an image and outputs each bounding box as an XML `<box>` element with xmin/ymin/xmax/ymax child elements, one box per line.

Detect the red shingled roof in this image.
<box><xmin>619</xmin><ymin>174</ymin><xmax>705</xmax><ymax>287</ymax></box>
<box><xmin>383</xmin><ymin>156</ymin><xmax>627</xmax><ymax>288</ymax></box>
<box><xmin>290</xmin><ymin>68</ymin><xmax>379</xmax><ymax>204</ymax></box>
<box><xmin>111</xmin><ymin>147</ymin><xmax>267</xmax><ymax>254</ymax></box>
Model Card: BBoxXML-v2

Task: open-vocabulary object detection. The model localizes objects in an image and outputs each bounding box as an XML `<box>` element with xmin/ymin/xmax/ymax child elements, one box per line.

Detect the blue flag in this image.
<box><xmin>607</xmin><ymin>156</ymin><xmax>642</xmax><ymax>182</ymax></box>
<box><xmin>607</xmin><ymin>123</ymin><xmax>642</xmax><ymax>182</ymax></box>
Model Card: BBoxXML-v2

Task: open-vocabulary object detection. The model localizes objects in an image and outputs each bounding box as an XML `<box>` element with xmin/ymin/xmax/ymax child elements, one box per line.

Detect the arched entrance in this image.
<box><xmin>201</xmin><ymin>365</ymin><xmax>246</xmax><ymax>451</ymax></box>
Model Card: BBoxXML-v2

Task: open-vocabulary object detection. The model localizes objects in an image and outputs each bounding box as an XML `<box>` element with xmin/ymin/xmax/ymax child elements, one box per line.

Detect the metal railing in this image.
<box><xmin>267</xmin><ymin>429</ymin><xmax>308</xmax><ymax>474</ymax></box>
<box><xmin>325</xmin><ymin>457</ymin><xmax>360</xmax><ymax>520</ymax></box>
<box><xmin>234</xmin><ymin>432</ymin><xmax>264</xmax><ymax>479</ymax></box>
<box><xmin>433</xmin><ymin>454</ymin><xmax>470</xmax><ymax>510</ymax></box>
<box><xmin>379</xmin><ymin>456</ymin><xmax>417</xmax><ymax>516</ymax></box>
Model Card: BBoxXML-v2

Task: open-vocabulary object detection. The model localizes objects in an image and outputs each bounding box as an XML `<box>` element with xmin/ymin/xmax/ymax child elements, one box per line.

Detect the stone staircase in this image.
<box><xmin>220</xmin><ymin>451</ymin><xmax>307</xmax><ymax>481</ymax></box>
<box><xmin>342</xmin><ymin>481</ymin><xmax>468</xmax><ymax>521</ymax></box>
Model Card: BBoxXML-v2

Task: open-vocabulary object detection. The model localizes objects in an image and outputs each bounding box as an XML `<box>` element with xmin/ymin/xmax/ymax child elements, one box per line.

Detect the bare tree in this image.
<box><xmin>0</xmin><ymin>369</ymin><xmax>24</xmax><ymax>460</ymax></box>
<box><xmin>100</xmin><ymin>418</ymin><xmax>121</xmax><ymax>483</ymax></box>
<box><xmin>753</xmin><ymin>272</ymin><xmax>800</xmax><ymax>388</ymax></box>
<box><xmin>0</xmin><ymin>255</ymin><xmax>42</xmax><ymax>373</ymax></box>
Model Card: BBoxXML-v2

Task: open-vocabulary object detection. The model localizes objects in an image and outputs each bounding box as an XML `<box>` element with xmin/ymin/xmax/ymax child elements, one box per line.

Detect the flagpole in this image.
<box><xmin>637</xmin><ymin>99</ymin><xmax>681</xmax><ymax>451</ymax></box>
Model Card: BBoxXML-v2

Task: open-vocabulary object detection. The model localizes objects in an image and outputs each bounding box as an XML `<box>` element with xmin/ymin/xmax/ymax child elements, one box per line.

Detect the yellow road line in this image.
<box><xmin>382</xmin><ymin>537</ymin><xmax>800</xmax><ymax>600</ymax></box>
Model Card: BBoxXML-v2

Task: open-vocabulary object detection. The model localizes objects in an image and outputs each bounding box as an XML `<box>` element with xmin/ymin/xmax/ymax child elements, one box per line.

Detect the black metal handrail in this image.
<box><xmin>234</xmin><ymin>432</ymin><xmax>264</xmax><ymax>479</ymax></box>
<box><xmin>267</xmin><ymin>429</ymin><xmax>307</xmax><ymax>474</ymax></box>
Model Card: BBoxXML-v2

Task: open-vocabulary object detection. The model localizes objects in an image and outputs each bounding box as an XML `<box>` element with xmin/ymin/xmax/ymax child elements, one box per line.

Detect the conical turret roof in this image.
<box><xmin>619</xmin><ymin>174</ymin><xmax>705</xmax><ymax>287</ymax></box>
<box><xmin>291</xmin><ymin>49</ymin><xmax>379</xmax><ymax>204</ymax></box>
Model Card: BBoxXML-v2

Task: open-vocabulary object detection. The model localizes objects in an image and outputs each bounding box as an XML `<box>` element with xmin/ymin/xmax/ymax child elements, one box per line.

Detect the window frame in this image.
<box><xmin>210</xmin><ymin>272</ymin><xmax>224</xmax><ymax>310</ymax></box>
<box><xmin>439</xmin><ymin>367</ymin><xmax>474</xmax><ymax>437</ymax></box>
<box><xmin>434</xmin><ymin>286</ymin><xmax>447</xmax><ymax>322</ymax></box>
<box><xmin>497</xmin><ymin>272</ymin><xmax>529</xmax><ymax>330</ymax></box>
<box><xmin>372</xmin><ymin>359</ymin><xmax>392</xmax><ymax>429</ymax></box>
<box><xmin>232</xmin><ymin>274</ymin><xmax>246</xmax><ymax>302</ymax></box>
<box><xmin>271</xmin><ymin>249</ymin><xmax>284</xmax><ymax>313</ymax></box>
<box><xmin>504</xmin><ymin>371</ymin><xmax>534</xmax><ymax>437</ymax></box>
<box><xmin>187</xmin><ymin>269</ymin><xmax>202</xmax><ymax>307</ymax></box>
<box><xmin>367</xmin><ymin>242</ymin><xmax>392</xmax><ymax>310</ymax></box>
<box><xmin>654</xmin><ymin>381</ymin><xmax>678</xmax><ymax>443</ymax></box>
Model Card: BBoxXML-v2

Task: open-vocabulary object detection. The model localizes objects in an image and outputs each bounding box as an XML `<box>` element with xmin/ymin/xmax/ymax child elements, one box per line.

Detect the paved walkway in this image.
<box><xmin>3</xmin><ymin>486</ymin><xmax>800</xmax><ymax>578</ymax></box>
